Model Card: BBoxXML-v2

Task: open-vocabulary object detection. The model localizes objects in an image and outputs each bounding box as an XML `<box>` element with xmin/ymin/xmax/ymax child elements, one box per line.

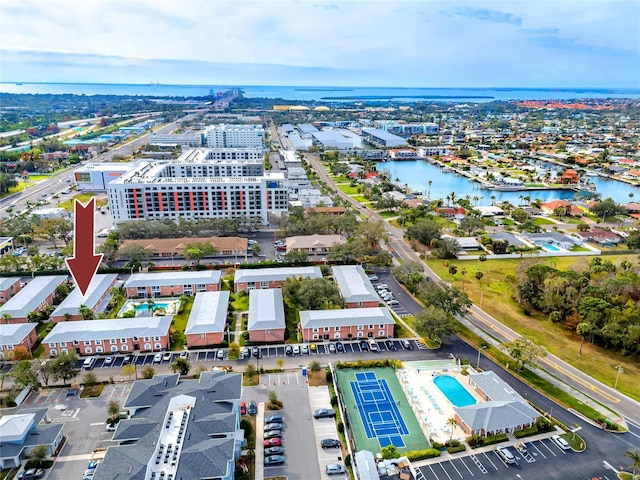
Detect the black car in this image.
<box><xmin>360</xmin><ymin>340</ymin><xmax>369</xmax><ymax>351</ymax></box>
<box><xmin>385</xmin><ymin>340</ymin><xmax>396</xmax><ymax>351</ymax></box>
<box><xmin>252</xmin><ymin>347</ymin><xmax>259</xmax><ymax>358</ymax></box>
<box><xmin>264</xmin><ymin>430</ymin><xmax>283</xmax><ymax>439</ymax></box>
<box><xmin>248</xmin><ymin>401</ymin><xmax>257</xmax><ymax>416</ymax></box>
<box><xmin>335</xmin><ymin>341</ymin><xmax>344</xmax><ymax>352</ymax></box>
<box><xmin>313</xmin><ymin>408</ymin><xmax>336</xmax><ymax>419</ymax></box>
<box><xmin>321</xmin><ymin>438</ymin><xmax>341</xmax><ymax>449</ymax></box>
<box><xmin>122</xmin><ymin>355</ymin><xmax>132</xmax><ymax>365</ymax></box>
<box><xmin>285</xmin><ymin>345</ymin><xmax>293</xmax><ymax>356</ymax></box>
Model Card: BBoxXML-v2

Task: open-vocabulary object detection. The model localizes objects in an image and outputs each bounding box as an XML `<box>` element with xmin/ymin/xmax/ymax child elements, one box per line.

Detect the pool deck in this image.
<box><xmin>397</xmin><ymin>368</ymin><xmax>483</xmax><ymax>445</ymax></box>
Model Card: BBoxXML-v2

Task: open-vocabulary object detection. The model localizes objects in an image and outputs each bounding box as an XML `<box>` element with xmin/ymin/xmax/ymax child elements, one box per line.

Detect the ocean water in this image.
<box><xmin>1</xmin><ymin>82</ymin><xmax>639</xmax><ymax>102</ymax></box>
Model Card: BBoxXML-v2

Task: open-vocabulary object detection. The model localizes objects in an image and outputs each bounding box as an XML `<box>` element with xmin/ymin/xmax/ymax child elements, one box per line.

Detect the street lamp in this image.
<box><xmin>476</xmin><ymin>345</ymin><xmax>487</xmax><ymax>369</ymax></box>
<box><xmin>614</xmin><ymin>365</ymin><xmax>624</xmax><ymax>389</ymax></box>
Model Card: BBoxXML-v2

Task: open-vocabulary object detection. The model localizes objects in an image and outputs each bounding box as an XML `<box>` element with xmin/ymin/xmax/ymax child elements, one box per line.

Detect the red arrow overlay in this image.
<box><xmin>65</xmin><ymin>198</ymin><xmax>103</xmax><ymax>296</ymax></box>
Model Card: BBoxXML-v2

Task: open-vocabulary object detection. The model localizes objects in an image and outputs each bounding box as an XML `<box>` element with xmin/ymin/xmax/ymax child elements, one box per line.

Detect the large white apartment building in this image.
<box><xmin>149</xmin><ymin>131</ymin><xmax>203</xmax><ymax>147</ymax></box>
<box><xmin>170</xmin><ymin>149</ymin><xmax>264</xmax><ymax>176</ymax></box>
<box><xmin>107</xmin><ymin>156</ymin><xmax>287</xmax><ymax>225</ymax></box>
<box><xmin>205</xmin><ymin>124</ymin><xmax>264</xmax><ymax>148</ymax></box>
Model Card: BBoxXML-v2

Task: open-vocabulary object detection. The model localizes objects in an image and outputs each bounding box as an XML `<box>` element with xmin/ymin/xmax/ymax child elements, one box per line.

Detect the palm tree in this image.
<box><xmin>78</xmin><ymin>304</ymin><xmax>95</xmax><ymax>320</ymax></box>
<box><xmin>446</xmin><ymin>417</ymin><xmax>458</xmax><ymax>441</ymax></box>
<box><xmin>490</xmin><ymin>195</ymin><xmax>496</xmax><ymax>206</ymax></box>
<box><xmin>1</xmin><ymin>313</ymin><xmax>12</xmax><ymax>324</ymax></box>
<box><xmin>427</xmin><ymin>180</ymin><xmax>433</xmax><ymax>200</ymax></box>
<box><xmin>625</xmin><ymin>449</ymin><xmax>640</xmax><ymax>479</ymax></box>
<box><xmin>146</xmin><ymin>298</ymin><xmax>155</xmax><ymax>314</ymax></box>
<box><xmin>63</xmin><ymin>313</ymin><xmax>72</xmax><ymax>322</ymax></box>
<box><xmin>449</xmin><ymin>192</ymin><xmax>457</xmax><ymax>207</ymax></box>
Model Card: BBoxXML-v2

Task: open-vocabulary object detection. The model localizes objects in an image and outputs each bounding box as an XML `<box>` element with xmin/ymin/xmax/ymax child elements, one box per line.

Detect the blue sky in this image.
<box><xmin>1</xmin><ymin>0</ymin><xmax>638</xmax><ymax>87</ymax></box>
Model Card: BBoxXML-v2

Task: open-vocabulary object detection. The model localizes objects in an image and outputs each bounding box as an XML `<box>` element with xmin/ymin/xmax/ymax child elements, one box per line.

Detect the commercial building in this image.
<box><xmin>0</xmin><ymin>323</ymin><xmax>37</xmax><ymax>359</ymax></box>
<box><xmin>30</xmin><ymin>207</ymin><xmax>67</xmax><ymax>220</ymax></box>
<box><xmin>74</xmin><ymin>162</ymin><xmax>135</xmax><ymax>191</ymax></box>
<box><xmin>125</xmin><ymin>271</ymin><xmax>221</xmax><ymax>298</ymax></box>
<box><xmin>331</xmin><ymin>265</ymin><xmax>379</xmax><ymax>308</ymax></box>
<box><xmin>0</xmin><ymin>236</ymin><xmax>13</xmax><ymax>255</ymax></box>
<box><xmin>0</xmin><ymin>277</ymin><xmax>21</xmax><ymax>303</ymax></box>
<box><xmin>234</xmin><ymin>266</ymin><xmax>322</xmax><ymax>293</ymax></box>
<box><xmin>299</xmin><ymin>307</ymin><xmax>395</xmax><ymax>341</ymax></box>
<box><xmin>120</xmin><ymin>236</ymin><xmax>247</xmax><ymax>258</ymax></box>
<box><xmin>311</xmin><ymin>130</ymin><xmax>353</xmax><ymax>150</ymax></box>
<box><xmin>0</xmin><ymin>275</ymin><xmax>67</xmax><ymax>323</ymax></box>
<box><xmin>43</xmin><ymin>316</ymin><xmax>173</xmax><ymax>357</ymax></box>
<box><xmin>185</xmin><ymin>291</ymin><xmax>230</xmax><ymax>348</ymax></box>
<box><xmin>0</xmin><ymin>410</ymin><xmax>64</xmax><ymax>469</ymax></box>
<box><xmin>205</xmin><ymin>124</ymin><xmax>264</xmax><ymax>148</ymax></box>
<box><xmin>149</xmin><ymin>131</ymin><xmax>204</xmax><ymax>147</ymax></box>
<box><xmin>107</xmin><ymin>159</ymin><xmax>288</xmax><ymax>224</ymax></box>
<box><xmin>49</xmin><ymin>274</ymin><xmax>118</xmax><ymax>322</ymax></box>
<box><xmin>93</xmin><ymin>371</ymin><xmax>243</xmax><ymax>480</ymax></box>
<box><xmin>361</xmin><ymin>128</ymin><xmax>407</xmax><ymax>148</ymax></box>
<box><xmin>286</xmin><ymin>234</ymin><xmax>347</xmax><ymax>255</ymax></box>
<box><xmin>248</xmin><ymin>289</ymin><xmax>286</xmax><ymax>343</ymax></box>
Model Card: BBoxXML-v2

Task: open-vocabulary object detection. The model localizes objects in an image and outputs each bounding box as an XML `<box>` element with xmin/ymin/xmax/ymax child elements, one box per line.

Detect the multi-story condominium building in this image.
<box><xmin>149</xmin><ymin>131</ymin><xmax>204</xmax><ymax>147</ymax></box>
<box><xmin>0</xmin><ymin>276</ymin><xmax>67</xmax><ymax>323</ymax></box>
<box><xmin>0</xmin><ymin>277</ymin><xmax>21</xmax><ymax>304</ymax></box>
<box><xmin>124</xmin><ymin>271</ymin><xmax>221</xmax><ymax>298</ymax></box>
<box><xmin>171</xmin><ymin>148</ymin><xmax>264</xmax><ymax>176</ymax></box>
<box><xmin>205</xmin><ymin>124</ymin><xmax>264</xmax><ymax>148</ymax></box>
<box><xmin>107</xmin><ymin>159</ymin><xmax>288</xmax><ymax>224</ymax></box>
<box><xmin>49</xmin><ymin>274</ymin><xmax>118</xmax><ymax>322</ymax></box>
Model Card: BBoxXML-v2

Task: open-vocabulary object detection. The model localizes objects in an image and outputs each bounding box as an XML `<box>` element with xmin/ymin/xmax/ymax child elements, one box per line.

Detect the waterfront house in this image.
<box><xmin>299</xmin><ymin>307</ymin><xmax>395</xmax><ymax>342</ymax></box>
<box><xmin>43</xmin><ymin>316</ymin><xmax>172</xmax><ymax>357</ymax></box>
<box><xmin>560</xmin><ymin>169</ymin><xmax>580</xmax><ymax>184</ymax></box>
<box><xmin>540</xmin><ymin>200</ymin><xmax>583</xmax><ymax>216</ymax></box>
<box><xmin>184</xmin><ymin>291</ymin><xmax>229</xmax><ymax>348</ymax></box>
<box><xmin>436</xmin><ymin>207</ymin><xmax>466</xmax><ymax>220</ymax></box>
<box><xmin>248</xmin><ymin>289</ymin><xmax>286</xmax><ymax>343</ymax></box>
<box><xmin>234</xmin><ymin>266</ymin><xmax>322</xmax><ymax>293</ymax></box>
<box><xmin>522</xmin><ymin>231</ymin><xmax>577</xmax><ymax>249</ymax></box>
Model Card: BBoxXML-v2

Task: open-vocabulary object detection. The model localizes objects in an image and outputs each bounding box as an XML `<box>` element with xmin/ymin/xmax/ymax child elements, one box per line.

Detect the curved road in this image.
<box><xmin>305</xmin><ymin>152</ymin><xmax>640</xmax><ymax>424</ymax></box>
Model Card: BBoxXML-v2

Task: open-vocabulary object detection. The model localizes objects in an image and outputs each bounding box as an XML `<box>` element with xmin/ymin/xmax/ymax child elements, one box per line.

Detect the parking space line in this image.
<box><xmin>538</xmin><ymin>439</ymin><xmax>557</xmax><ymax>457</ymax></box>
<box><xmin>427</xmin><ymin>465</ymin><xmax>440</xmax><ymax>480</ymax></box>
<box><xmin>448</xmin><ymin>460</ymin><xmax>464</xmax><ymax>478</ymax></box>
<box><xmin>438</xmin><ymin>462</ymin><xmax>454</xmax><ymax>480</ymax></box>
<box><xmin>458</xmin><ymin>457</ymin><xmax>475</xmax><ymax>476</ymax></box>
<box><xmin>481</xmin><ymin>452</ymin><xmax>499</xmax><ymax>471</ymax></box>
<box><xmin>528</xmin><ymin>441</ymin><xmax>546</xmax><ymax>459</ymax></box>
<box><xmin>469</xmin><ymin>455</ymin><xmax>487</xmax><ymax>474</ymax></box>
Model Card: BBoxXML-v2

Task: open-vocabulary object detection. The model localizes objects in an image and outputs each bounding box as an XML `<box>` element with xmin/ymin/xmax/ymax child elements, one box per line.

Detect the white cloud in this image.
<box><xmin>1</xmin><ymin>0</ymin><xmax>638</xmax><ymax>86</ymax></box>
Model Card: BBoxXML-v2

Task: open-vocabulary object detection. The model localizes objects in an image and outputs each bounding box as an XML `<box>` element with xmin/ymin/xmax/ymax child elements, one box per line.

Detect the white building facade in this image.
<box><xmin>205</xmin><ymin>124</ymin><xmax>265</xmax><ymax>148</ymax></box>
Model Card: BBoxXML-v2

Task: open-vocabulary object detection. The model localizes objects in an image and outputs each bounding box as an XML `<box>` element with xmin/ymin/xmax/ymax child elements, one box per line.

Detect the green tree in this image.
<box><xmin>576</xmin><ymin>322</ymin><xmax>592</xmax><ymax>356</ymax></box>
<box><xmin>49</xmin><ymin>351</ymin><xmax>79</xmax><ymax>385</ymax></box>
<box><xmin>171</xmin><ymin>357</ymin><xmax>191</xmax><ymax>376</ymax></box>
<box><xmin>118</xmin><ymin>243</ymin><xmax>153</xmax><ymax>265</ymax></box>
<box><xmin>27</xmin><ymin>444</ymin><xmax>49</xmax><ymax>468</ymax></box>
<box><xmin>309</xmin><ymin>360</ymin><xmax>322</xmax><ymax>373</ymax></box>
<box><xmin>12</xmin><ymin>360</ymin><xmax>40</xmax><ymax>390</ymax></box>
<box><xmin>283</xmin><ymin>277</ymin><xmax>344</xmax><ymax>310</ymax></box>
<box><xmin>406</xmin><ymin>219</ymin><xmax>442</xmax><ymax>246</ymax></box>
<box><xmin>418</xmin><ymin>280</ymin><xmax>471</xmax><ymax>317</ymax></box>
<box><xmin>122</xmin><ymin>364</ymin><xmax>135</xmax><ymax>380</ymax></box>
<box><xmin>458</xmin><ymin>215</ymin><xmax>484</xmax><ymax>236</ymax></box>
<box><xmin>357</xmin><ymin>220</ymin><xmax>388</xmax><ymax>250</ymax></box>
<box><xmin>83</xmin><ymin>372</ymin><xmax>98</xmax><ymax>387</ymax></box>
<box><xmin>78</xmin><ymin>304</ymin><xmax>95</xmax><ymax>320</ymax></box>
<box><xmin>381</xmin><ymin>444</ymin><xmax>399</xmax><ymax>459</ymax></box>
<box><xmin>108</xmin><ymin>400</ymin><xmax>121</xmax><ymax>420</ymax></box>
<box><xmin>228</xmin><ymin>342</ymin><xmax>240</xmax><ymax>360</ymax></box>
<box><xmin>627</xmin><ymin>231</ymin><xmax>640</xmax><ymax>250</ymax></box>
<box><xmin>98</xmin><ymin>233</ymin><xmax>120</xmax><ymax>267</ymax></box>
<box><xmin>590</xmin><ymin>198</ymin><xmax>627</xmax><ymax>221</ymax></box>
<box><xmin>625</xmin><ymin>449</ymin><xmax>640</xmax><ymax>479</ymax></box>
<box><xmin>283</xmin><ymin>249</ymin><xmax>309</xmax><ymax>264</ymax></box>
<box><xmin>0</xmin><ymin>172</ymin><xmax>18</xmax><ymax>194</ymax></box>
<box><xmin>244</xmin><ymin>363</ymin><xmax>257</xmax><ymax>380</ymax></box>
<box><xmin>414</xmin><ymin>305</ymin><xmax>458</xmax><ymax>342</ymax></box>
<box><xmin>437</xmin><ymin>238</ymin><xmax>461</xmax><ymax>259</ymax></box>
<box><xmin>504</xmin><ymin>337</ymin><xmax>547</xmax><ymax>371</ymax></box>
<box><xmin>141</xmin><ymin>365</ymin><xmax>155</xmax><ymax>379</ymax></box>
<box><xmin>184</xmin><ymin>242</ymin><xmax>216</xmax><ymax>265</ymax></box>
<box><xmin>446</xmin><ymin>417</ymin><xmax>459</xmax><ymax>441</ymax></box>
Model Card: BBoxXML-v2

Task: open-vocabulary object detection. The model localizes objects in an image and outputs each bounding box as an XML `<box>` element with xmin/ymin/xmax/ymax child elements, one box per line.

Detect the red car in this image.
<box><xmin>263</xmin><ymin>438</ymin><xmax>282</xmax><ymax>447</ymax></box>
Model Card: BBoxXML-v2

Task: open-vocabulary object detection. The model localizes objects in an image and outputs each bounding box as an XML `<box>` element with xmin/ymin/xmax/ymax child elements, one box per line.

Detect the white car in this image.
<box><xmin>292</xmin><ymin>345</ymin><xmax>300</xmax><ymax>355</ymax></box>
<box><xmin>153</xmin><ymin>353</ymin><xmax>163</xmax><ymax>363</ymax></box>
<box><xmin>368</xmin><ymin>275</ymin><xmax>379</xmax><ymax>281</ymax></box>
<box><xmin>301</xmin><ymin>345</ymin><xmax>309</xmax><ymax>354</ymax></box>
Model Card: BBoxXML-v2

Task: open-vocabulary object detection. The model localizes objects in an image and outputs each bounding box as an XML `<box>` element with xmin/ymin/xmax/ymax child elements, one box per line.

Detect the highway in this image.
<box><xmin>304</xmin><ymin>151</ymin><xmax>640</xmax><ymax>425</ymax></box>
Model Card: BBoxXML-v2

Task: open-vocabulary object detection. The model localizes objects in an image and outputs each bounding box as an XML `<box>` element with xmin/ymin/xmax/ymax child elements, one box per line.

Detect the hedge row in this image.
<box><xmin>404</xmin><ymin>448</ymin><xmax>441</xmax><ymax>461</ymax></box>
<box><xmin>334</xmin><ymin>359</ymin><xmax>402</xmax><ymax>370</ymax></box>
<box><xmin>466</xmin><ymin>433</ymin><xmax>509</xmax><ymax>448</ymax></box>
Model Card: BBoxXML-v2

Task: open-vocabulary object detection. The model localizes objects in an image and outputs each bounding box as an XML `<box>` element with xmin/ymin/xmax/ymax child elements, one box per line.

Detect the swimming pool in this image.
<box><xmin>541</xmin><ymin>243</ymin><xmax>561</xmax><ymax>252</ymax></box>
<box><xmin>433</xmin><ymin>375</ymin><xmax>476</xmax><ymax>407</ymax></box>
<box><xmin>118</xmin><ymin>298</ymin><xmax>181</xmax><ymax>317</ymax></box>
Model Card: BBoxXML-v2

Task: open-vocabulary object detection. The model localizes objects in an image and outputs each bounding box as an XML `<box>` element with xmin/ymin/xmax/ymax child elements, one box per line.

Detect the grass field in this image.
<box><xmin>351</xmin><ymin>195</ymin><xmax>368</xmax><ymax>202</ymax></box>
<box><xmin>377</xmin><ymin>210</ymin><xmax>398</xmax><ymax>218</ymax></box>
<box><xmin>59</xmin><ymin>193</ymin><xmax>108</xmax><ymax>211</ymax></box>
<box><xmin>170</xmin><ymin>297</ymin><xmax>194</xmax><ymax>350</ymax></box>
<box><xmin>337</xmin><ymin>184</ymin><xmax>361</xmax><ymax>195</ymax></box>
<box><xmin>335</xmin><ymin>367</ymin><xmax>428</xmax><ymax>453</ymax></box>
<box><xmin>27</xmin><ymin>175</ymin><xmax>52</xmax><ymax>181</ymax></box>
<box><xmin>532</xmin><ymin>217</ymin><xmax>556</xmax><ymax>226</ymax></box>
<box><xmin>1</xmin><ymin>181</ymin><xmax>31</xmax><ymax>199</ymax></box>
<box><xmin>426</xmin><ymin>256</ymin><xmax>640</xmax><ymax>401</ymax></box>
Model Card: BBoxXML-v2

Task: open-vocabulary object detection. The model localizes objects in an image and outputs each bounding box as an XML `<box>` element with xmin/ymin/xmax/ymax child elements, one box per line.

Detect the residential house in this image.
<box><xmin>522</xmin><ymin>231</ymin><xmax>577</xmax><ymax>249</ymax></box>
<box><xmin>436</xmin><ymin>207</ymin><xmax>466</xmax><ymax>220</ymax></box>
<box><xmin>125</xmin><ymin>271</ymin><xmax>222</xmax><ymax>299</ymax></box>
<box><xmin>0</xmin><ymin>277</ymin><xmax>21</xmax><ymax>304</ymax></box>
<box><xmin>0</xmin><ymin>323</ymin><xmax>37</xmax><ymax>359</ymax></box>
<box><xmin>299</xmin><ymin>307</ymin><xmax>395</xmax><ymax>342</ymax></box>
<box><xmin>93</xmin><ymin>371</ymin><xmax>243</xmax><ymax>480</ymax></box>
<box><xmin>248</xmin><ymin>289</ymin><xmax>286</xmax><ymax>343</ymax></box>
<box><xmin>331</xmin><ymin>265</ymin><xmax>379</xmax><ymax>308</ymax></box>
<box><xmin>487</xmin><ymin>232</ymin><xmax>529</xmax><ymax>247</ymax></box>
<box><xmin>577</xmin><ymin>229</ymin><xmax>622</xmax><ymax>246</ymax></box>
<box><xmin>49</xmin><ymin>274</ymin><xmax>118</xmax><ymax>322</ymax></box>
<box><xmin>454</xmin><ymin>371</ymin><xmax>540</xmax><ymax>437</ymax></box>
<box><xmin>120</xmin><ymin>236</ymin><xmax>247</xmax><ymax>258</ymax></box>
<box><xmin>560</xmin><ymin>169</ymin><xmax>580</xmax><ymax>184</ymax></box>
<box><xmin>305</xmin><ymin>206</ymin><xmax>347</xmax><ymax>216</ymax></box>
<box><xmin>441</xmin><ymin>235</ymin><xmax>480</xmax><ymax>251</ymax></box>
<box><xmin>540</xmin><ymin>200</ymin><xmax>583</xmax><ymax>216</ymax></box>
<box><xmin>43</xmin><ymin>316</ymin><xmax>173</xmax><ymax>357</ymax></box>
<box><xmin>185</xmin><ymin>291</ymin><xmax>230</xmax><ymax>348</ymax></box>
<box><xmin>0</xmin><ymin>411</ymin><xmax>64</xmax><ymax>469</ymax></box>
<box><xmin>234</xmin><ymin>266</ymin><xmax>322</xmax><ymax>293</ymax></box>
<box><xmin>0</xmin><ymin>275</ymin><xmax>67</xmax><ymax>323</ymax></box>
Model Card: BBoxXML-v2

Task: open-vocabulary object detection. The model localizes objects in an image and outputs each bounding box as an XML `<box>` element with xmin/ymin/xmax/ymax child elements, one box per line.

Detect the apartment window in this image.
<box><xmin>49</xmin><ymin>343</ymin><xmax>56</xmax><ymax>348</ymax></box>
<box><xmin>121</xmin><ymin>338</ymin><xmax>127</xmax><ymax>343</ymax></box>
<box><xmin>369</xmin><ymin>325</ymin><xmax>373</xmax><ymax>330</ymax></box>
<box><xmin>260</xmin><ymin>281</ymin><xmax>270</xmax><ymax>288</ymax></box>
<box><xmin>197</xmin><ymin>284</ymin><xmax>206</xmax><ymax>292</ymax></box>
<box><xmin>60</xmin><ymin>349</ymin><xmax>68</xmax><ymax>354</ymax></box>
<box><xmin>96</xmin><ymin>347</ymin><xmax>103</xmax><ymax>353</ymax></box>
<box><xmin>334</xmin><ymin>326</ymin><xmax>340</xmax><ymax>331</ymax></box>
<box><xmin>357</xmin><ymin>325</ymin><xmax>363</xmax><ymax>331</ymax></box>
<box><xmin>380</xmin><ymin>324</ymin><xmax>384</xmax><ymax>329</ymax></box>
<box><xmin>323</xmin><ymin>327</ymin><xmax>330</xmax><ymax>332</ymax></box>
<box><xmin>151</xmin><ymin>285</ymin><xmax>160</xmax><ymax>293</ymax></box>
<box><xmin>60</xmin><ymin>342</ymin><xmax>67</xmax><ymax>347</ymax></box>
<box><xmin>6</xmin><ymin>345</ymin><xmax>13</xmax><ymax>350</ymax></box>
<box><xmin>84</xmin><ymin>341</ymin><xmax>91</xmax><ymax>346</ymax></box>
<box><xmin>312</xmin><ymin>334</ymin><xmax>319</xmax><ymax>340</ymax></box>
<box><xmin>154</xmin><ymin>343</ymin><xmax>162</xmax><ymax>350</ymax></box>
<box><xmin>121</xmin><ymin>345</ymin><xmax>129</xmax><ymax>351</ymax></box>
<box><xmin>50</xmin><ymin>349</ymin><xmax>58</xmax><ymax>356</ymax></box>
<box><xmin>110</xmin><ymin>339</ymin><xmax>116</xmax><ymax>344</ymax></box>
<box><xmin>379</xmin><ymin>330</ymin><xmax>385</xmax><ymax>336</ymax></box>
<box><xmin>144</xmin><ymin>337</ymin><xmax>150</xmax><ymax>342</ymax></box>
<box><xmin>85</xmin><ymin>347</ymin><xmax>92</xmax><ymax>354</ymax></box>
<box><xmin>110</xmin><ymin>346</ymin><xmax>118</xmax><ymax>352</ymax></box>
<box><xmin>357</xmin><ymin>332</ymin><xmax>364</xmax><ymax>338</ymax></box>
<box><xmin>95</xmin><ymin>340</ymin><xmax>102</xmax><ymax>345</ymax></box>
<box><xmin>312</xmin><ymin>328</ymin><xmax>318</xmax><ymax>332</ymax></box>
<box><xmin>334</xmin><ymin>332</ymin><xmax>341</xmax><ymax>339</ymax></box>
<box><xmin>144</xmin><ymin>343</ymin><xmax>151</xmax><ymax>350</ymax></box>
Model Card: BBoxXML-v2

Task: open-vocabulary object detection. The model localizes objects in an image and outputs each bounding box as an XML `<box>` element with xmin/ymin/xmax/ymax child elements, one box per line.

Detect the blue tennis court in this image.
<box><xmin>350</xmin><ymin>371</ymin><xmax>409</xmax><ymax>448</ymax></box>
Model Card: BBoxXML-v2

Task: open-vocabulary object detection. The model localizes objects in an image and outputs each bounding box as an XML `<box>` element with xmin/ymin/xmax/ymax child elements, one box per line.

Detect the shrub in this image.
<box><xmin>404</xmin><ymin>448</ymin><xmax>441</xmax><ymax>461</ymax></box>
<box><xmin>514</xmin><ymin>425</ymin><xmax>538</xmax><ymax>438</ymax></box>
<box><xmin>326</xmin><ymin>369</ymin><xmax>333</xmax><ymax>383</ymax></box>
<box><xmin>330</xmin><ymin>395</ymin><xmax>338</xmax><ymax>407</ymax></box>
<box><xmin>447</xmin><ymin>444</ymin><xmax>466</xmax><ymax>454</ymax></box>
<box><xmin>337</xmin><ymin>421</ymin><xmax>344</xmax><ymax>434</ymax></box>
<box><xmin>240</xmin><ymin>419</ymin><xmax>253</xmax><ymax>438</ymax></box>
<box><xmin>344</xmin><ymin>454</ymin><xmax>351</xmax><ymax>467</ymax></box>
<box><xmin>467</xmin><ymin>433</ymin><xmax>509</xmax><ymax>448</ymax></box>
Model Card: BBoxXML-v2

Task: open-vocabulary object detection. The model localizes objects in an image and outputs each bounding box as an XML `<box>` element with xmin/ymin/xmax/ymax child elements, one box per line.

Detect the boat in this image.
<box><xmin>585</xmin><ymin>171</ymin><xmax>600</xmax><ymax>177</ymax></box>
<box><xmin>442</xmin><ymin>167</ymin><xmax>453</xmax><ymax>172</ymax></box>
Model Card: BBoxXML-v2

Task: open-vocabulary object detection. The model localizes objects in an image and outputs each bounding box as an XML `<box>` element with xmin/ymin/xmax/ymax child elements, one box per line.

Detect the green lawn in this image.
<box><xmin>1</xmin><ymin>181</ymin><xmax>31</xmax><ymax>199</ymax></box>
<box><xmin>351</xmin><ymin>195</ymin><xmax>368</xmax><ymax>202</ymax></box>
<box><xmin>59</xmin><ymin>193</ymin><xmax>108</xmax><ymax>212</ymax></box>
<box><xmin>337</xmin><ymin>184</ymin><xmax>360</xmax><ymax>195</ymax></box>
<box><xmin>570</xmin><ymin>246</ymin><xmax>592</xmax><ymax>252</ymax></box>
<box><xmin>425</xmin><ymin>255</ymin><xmax>640</xmax><ymax>401</ymax></box>
<box><xmin>231</xmin><ymin>291</ymin><xmax>249</xmax><ymax>311</ymax></box>
<box><xmin>532</xmin><ymin>217</ymin><xmax>556</xmax><ymax>226</ymax></box>
<box><xmin>27</xmin><ymin>175</ymin><xmax>52</xmax><ymax>181</ymax></box>
<box><xmin>170</xmin><ymin>297</ymin><xmax>194</xmax><ymax>349</ymax></box>
<box><xmin>377</xmin><ymin>210</ymin><xmax>398</xmax><ymax>218</ymax></box>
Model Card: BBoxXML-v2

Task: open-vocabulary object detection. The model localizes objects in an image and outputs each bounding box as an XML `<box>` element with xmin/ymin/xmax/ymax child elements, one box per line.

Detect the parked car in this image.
<box><xmin>153</xmin><ymin>353</ymin><xmax>163</xmax><ymax>363</ymax></box>
<box><xmin>368</xmin><ymin>275</ymin><xmax>378</xmax><ymax>281</ymax></box>
<box><xmin>335</xmin><ymin>341</ymin><xmax>344</xmax><ymax>352</ymax></box>
<box><xmin>285</xmin><ymin>345</ymin><xmax>293</xmax><ymax>356</ymax></box>
<box><xmin>321</xmin><ymin>438</ymin><xmax>341</xmax><ymax>449</ymax></box>
<box><xmin>104</xmin><ymin>356</ymin><xmax>114</xmax><ymax>366</ymax></box>
<box><xmin>122</xmin><ymin>355</ymin><xmax>132</xmax><ymax>365</ymax></box>
<box><xmin>216</xmin><ymin>349</ymin><xmax>225</xmax><ymax>359</ymax></box>
<box><xmin>264</xmin><ymin>446</ymin><xmax>285</xmax><ymax>455</ymax></box>
<box><xmin>87</xmin><ymin>461</ymin><xmax>101</xmax><ymax>470</ymax></box>
<box><xmin>496</xmin><ymin>447</ymin><xmax>516</xmax><ymax>464</ymax></box>
<box><xmin>387</xmin><ymin>299</ymin><xmax>399</xmax><ymax>306</ymax></box>
<box><xmin>265</xmin><ymin>414</ymin><xmax>283</xmax><ymax>423</ymax></box>
<box><xmin>360</xmin><ymin>340</ymin><xmax>369</xmax><ymax>351</ymax></box>
<box><xmin>240</xmin><ymin>401</ymin><xmax>247</xmax><ymax>415</ymax></box>
<box><xmin>17</xmin><ymin>469</ymin><xmax>44</xmax><ymax>480</ymax></box>
<box><xmin>264</xmin><ymin>423</ymin><xmax>282</xmax><ymax>432</ymax></box>
<box><xmin>292</xmin><ymin>345</ymin><xmax>300</xmax><ymax>355</ymax></box>
<box><xmin>264</xmin><ymin>430</ymin><xmax>283</xmax><ymax>439</ymax></box>
<box><xmin>252</xmin><ymin>347</ymin><xmax>259</xmax><ymax>358</ymax></box>
<box><xmin>243</xmin><ymin>348</ymin><xmax>251</xmax><ymax>358</ymax></box>
<box><xmin>328</xmin><ymin>343</ymin><xmax>336</xmax><ymax>353</ymax></box>
<box><xmin>106</xmin><ymin>422</ymin><xmax>118</xmax><ymax>432</ymax></box>
<box><xmin>264</xmin><ymin>438</ymin><xmax>282</xmax><ymax>447</ymax></box>
<box><xmin>385</xmin><ymin>340</ymin><xmax>396</xmax><ymax>351</ymax></box>
<box><xmin>376</xmin><ymin>284</ymin><xmax>389</xmax><ymax>291</ymax></box>
<box><xmin>248</xmin><ymin>401</ymin><xmax>257</xmax><ymax>415</ymax></box>
<box><xmin>326</xmin><ymin>464</ymin><xmax>346</xmax><ymax>476</ymax></box>
<box><xmin>264</xmin><ymin>455</ymin><xmax>285</xmax><ymax>466</ymax></box>
<box><xmin>162</xmin><ymin>352</ymin><xmax>172</xmax><ymax>361</ymax></box>
<box><xmin>368</xmin><ymin>339</ymin><xmax>378</xmax><ymax>352</ymax></box>
<box><xmin>402</xmin><ymin>340</ymin><xmax>412</xmax><ymax>350</ymax></box>
<box><xmin>309</xmin><ymin>343</ymin><xmax>317</xmax><ymax>352</ymax></box>
<box><xmin>179</xmin><ymin>351</ymin><xmax>189</xmax><ymax>359</ymax></box>
<box><xmin>313</xmin><ymin>408</ymin><xmax>336</xmax><ymax>419</ymax></box>
<box><xmin>301</xmin><ymin>344</ymin><xmax>309</xmax><ymax>354</ymax></box>
<box><xmin>552</xmin><ymin>435</ymin><xmax>571</xmax><ymax>450</ymax></box>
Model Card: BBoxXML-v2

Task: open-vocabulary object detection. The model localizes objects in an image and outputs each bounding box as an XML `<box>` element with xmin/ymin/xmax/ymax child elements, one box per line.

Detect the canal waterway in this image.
<box><xmin>379</xmin><ymin>160</ymin><xmax>640</xmax><ymax>205</ymax></box>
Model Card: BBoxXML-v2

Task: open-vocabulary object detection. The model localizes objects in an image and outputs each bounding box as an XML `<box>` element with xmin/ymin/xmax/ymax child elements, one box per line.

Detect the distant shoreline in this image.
<box><xmin>320</xmin><ymin>94</ymin><xmax>495</xmax><ymax>100</ymax></box>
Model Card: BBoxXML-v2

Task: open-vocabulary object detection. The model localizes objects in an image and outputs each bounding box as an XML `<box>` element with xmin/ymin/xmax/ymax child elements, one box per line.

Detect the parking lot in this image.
<box><xmin>417</xmin><ymin>437</ymin><xmax>575</xmax><ymax>480</ymax></box>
